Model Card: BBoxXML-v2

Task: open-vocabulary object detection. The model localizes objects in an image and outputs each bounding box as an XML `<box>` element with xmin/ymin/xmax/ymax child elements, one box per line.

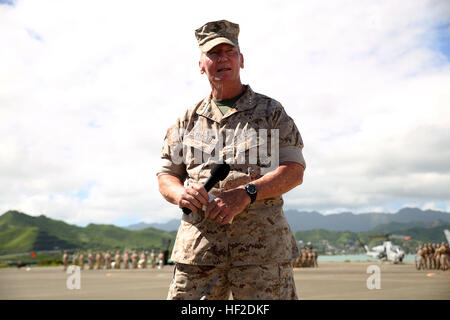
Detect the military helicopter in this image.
<box><xmin>357</xmin><ymin>234</ymin><xmax>408</xmax><ymax>264</ymax></box>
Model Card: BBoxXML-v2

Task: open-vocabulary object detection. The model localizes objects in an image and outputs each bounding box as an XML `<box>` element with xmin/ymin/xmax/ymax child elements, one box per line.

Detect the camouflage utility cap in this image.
<box><xmin>195</xmin><ymin>20</ymin><xmax>239</xmax><ymax>53</ymax></box>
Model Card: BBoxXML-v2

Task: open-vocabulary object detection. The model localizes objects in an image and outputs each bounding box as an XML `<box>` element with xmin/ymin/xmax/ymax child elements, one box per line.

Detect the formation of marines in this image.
<box><xmin>292</xmin><ymin>247</ymin><xmax>318</xmax><ymax>268</ymax></box>
<box><xmin>416</xmin><ymin>242</ymin><xmax>449</xmax><ymax>271</ymax></box>
<box><xmin>62</xmin><ymin>249</ymin><xmax>165</xmax><ymax>271</ymax></box>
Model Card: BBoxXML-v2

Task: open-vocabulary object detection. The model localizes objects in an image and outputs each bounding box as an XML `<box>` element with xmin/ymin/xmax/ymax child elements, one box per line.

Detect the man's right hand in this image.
<box><xmin>176</xmin><ymin>183</ymin><xmax>210</xmax><ymax>214</ymax></box>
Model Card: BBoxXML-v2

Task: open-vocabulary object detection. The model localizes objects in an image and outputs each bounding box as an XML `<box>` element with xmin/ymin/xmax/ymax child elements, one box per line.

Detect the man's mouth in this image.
<box><xmin>217</xmin><ymin>68</ymin><xmax>232</xmax><ymax>72</ymax></box>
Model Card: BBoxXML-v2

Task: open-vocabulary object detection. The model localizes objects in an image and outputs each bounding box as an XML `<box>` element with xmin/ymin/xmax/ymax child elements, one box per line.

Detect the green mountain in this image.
<box><xmin>284</xmin><ymin>207</ymin><xmax>450</xmax><ymax>232</ymax></box>
<box><xmin>369</xmin><ymin>223</ymin><xmax>449</xmax><ymax>244</ymax></box>
<box><xmin>2</xmin><ymin>210</ymin><xmax>448</xmax><ymax>256</ymax></box>
<box><xmin>0</xmin><ymin>210</ymin><xmax>176</xmax><ymax>255</ymax></box>
<box><xmin>294</xmin><ymin>222</ymin><xmax>450</xmax><ymax>254</ymax></box>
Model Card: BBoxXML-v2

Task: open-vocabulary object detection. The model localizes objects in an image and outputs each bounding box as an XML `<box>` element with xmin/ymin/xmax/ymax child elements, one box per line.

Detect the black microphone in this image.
<box><xmin>182</xmin><ymin>163</ymin><xmax>231</xmax><ymax>215</ymax></box>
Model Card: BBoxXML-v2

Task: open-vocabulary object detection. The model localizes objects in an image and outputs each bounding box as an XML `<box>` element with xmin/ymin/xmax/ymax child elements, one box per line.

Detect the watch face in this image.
<box><xmin>246</xmin><ymin>184</ymin><xmax>257</xmax><ymax>194</ymax></box>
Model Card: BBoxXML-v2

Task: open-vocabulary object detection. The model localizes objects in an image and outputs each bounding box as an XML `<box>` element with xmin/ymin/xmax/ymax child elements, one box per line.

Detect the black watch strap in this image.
<box><xmin>245</xmin><ymin>183</ymin><xmax>257</xmax><ymax>204</ymax></box>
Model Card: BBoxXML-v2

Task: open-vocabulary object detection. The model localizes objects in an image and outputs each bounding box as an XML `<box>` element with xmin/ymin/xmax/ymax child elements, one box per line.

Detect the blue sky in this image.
<box><xmin>25</xmin><ymin>28</ymin><xmax>43</xmax><ymax>42</ymax></box>
<box><xmin>434</xmin><ymin>23</ymin><xmax>450</xmax><ymax>60</ymax></box>
<box><xmin>1</xmin><ymin>0</ymin><xmax>449</xmax><ymax>226</ymax></box>
<box><xmin>0</xmin><ymin>0</ymin><xmax>15</xmax><ymax>6</ymax></box>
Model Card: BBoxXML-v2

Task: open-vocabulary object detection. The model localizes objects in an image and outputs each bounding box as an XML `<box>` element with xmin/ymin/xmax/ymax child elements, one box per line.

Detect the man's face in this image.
<box><xmin>199</xmin><ymin>43</ymin><xmax>244</xmax><ymax>82</ymax></box>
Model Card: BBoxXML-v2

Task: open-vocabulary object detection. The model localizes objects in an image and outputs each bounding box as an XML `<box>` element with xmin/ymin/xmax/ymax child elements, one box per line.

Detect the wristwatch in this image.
<box><xmin>244</xmin><ymin>183</ymin><xmax>258</xmax><ymax>204</ymax></box>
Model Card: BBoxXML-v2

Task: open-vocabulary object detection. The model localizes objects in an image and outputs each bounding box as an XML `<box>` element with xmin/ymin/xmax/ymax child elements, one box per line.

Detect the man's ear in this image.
<box><xmin>240</xmin><ymin>52</ymin><xmax>244</xmax><ymax>69</ymax></box>
<box><xmin>199</xmin><ymin>56</ymin><xmax>205</xmax><ymax>74</ymax></box>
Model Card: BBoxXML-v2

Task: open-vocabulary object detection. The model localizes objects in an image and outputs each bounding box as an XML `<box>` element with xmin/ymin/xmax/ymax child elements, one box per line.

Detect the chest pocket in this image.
<box><xmin>234</xmin><ymin>127</ymin><xmax>261</xmax><ymax>160</ymax></box>
<box><xmin>183</xmin><ymin>120</ymin><xmax>218</xmax><ymax>163</ymax></box>
<box><xmin>220</xmin><ymin>128</ymin><xmax>264</xmax><ymax>191</ymax></box>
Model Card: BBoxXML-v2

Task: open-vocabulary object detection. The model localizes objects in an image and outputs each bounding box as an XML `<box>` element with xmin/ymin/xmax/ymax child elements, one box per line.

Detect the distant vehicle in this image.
<box><xmin>358</xmin><ymin>235</ymin><xmax>407</xmax><ymax>264</ymax></box>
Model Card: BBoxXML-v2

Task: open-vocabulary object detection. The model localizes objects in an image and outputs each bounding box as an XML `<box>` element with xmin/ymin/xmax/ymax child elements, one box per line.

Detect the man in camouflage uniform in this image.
<box><xmin>79</xmin><ymin>251</ymin><xmax>85</xmax><ymax>270</ymax></box>
<box><xmin>105</xmin><ymin>250</ymin><xmax>112</xmax><ymax>270</ymax></box>
<box><xmin>312</xmin><ymin>250</ymin><xmax>318</xmax><ymax>268</ymax></box>
<box><xmin>428</xmin><ymin>242</ymin><xmax>435</xmax><ymax>269</ymax></box>
<box><xmin>306</xmin><ymin>248</ymin><xmax>313</xmax><ymax>268</ymax></box>
<box><xmin>157</xmin><ymin>250</ymin><xmax>164</xmax><ymax>270</ymax></box>
<box><xmin>96</xmin><ymin>251</ymin><xmax>103</xmax><ymax>270</ymax></box>
<box><xmin>62</xmin><ymin>250</ymin><xmax>69</xmax><ymax>271</ymax></box>
<box><xmin>123</xmin><ymin>250</ymin><xmax>130</xmax><ymax>269</ymax></box>
<box><xmin>88</xmin><ymin>250</ymin><xmax>95</xmax><ymax>270</ymax></box>
<box><xmin>422</xmin><ymin>243</ymin><xmax>429</xmax><ymax>269</ymax></box>
<box><xmin>131</xmin><ymin>250</ymin><xmax>139</xmax><ymax>269</ymax></box>
<box><xmin>300</xmin><ymin>249</ymin><xmax>307</xmax><ymax>267</ymax></box>
<box><xmin>72</xmin><ymin>251</ymin><xmax>79</xmax><ymax>267</ymax></box>
<box><xmin>114</xmin><ymin>251</ymin><xmax>121</xmax><ymax>269</ymax></box>
<box><xmin>150</xmin><ymin>249</ymin><xmax>156</xmax><ymax>268</ymax></box>
<box><xmin>434</xmin><ymin>243</ymin><xmax>441</xmax><ymax>270</ymax></box>
<box><xmin>139</xmin><ymin>251</ymin><xmax>147</xmax><ymax>269</ymax></box>
<box><xmin>416</xmin><ymin>245</ymin><xmax>425</xmax><ymax>270</ymax></box>
<box><xmin>439</xmin><ymin>242</ymin><xmax>449</xmax><ymax>271</ymax></box>
<box><xmin>157</xmin><ymin>20</ymin><xmax>305</xmax><ymax>300</ymax></box>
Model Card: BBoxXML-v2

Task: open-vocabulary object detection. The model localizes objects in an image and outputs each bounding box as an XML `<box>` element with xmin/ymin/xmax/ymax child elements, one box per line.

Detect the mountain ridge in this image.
<box><xmin>0</xmin><ymin>210</ymin><xmax>175</xmax><ymax>255</ymax></box>
<box><xmin>2</xmin><ymin>208</ymin><xmax>449</xmax><ymax>255</ymax></box>
<box><xmin>124</xmin><ymin>207</ymin><xmax>450</xmax><ymax>232</ymax></box>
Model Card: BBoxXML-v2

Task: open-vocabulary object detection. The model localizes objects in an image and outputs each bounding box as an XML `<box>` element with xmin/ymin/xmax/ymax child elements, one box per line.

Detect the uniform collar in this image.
<box><xmin>196</xmin><ymin>85</ymin><xmax>257</xmax><ymax>123</ymax></box>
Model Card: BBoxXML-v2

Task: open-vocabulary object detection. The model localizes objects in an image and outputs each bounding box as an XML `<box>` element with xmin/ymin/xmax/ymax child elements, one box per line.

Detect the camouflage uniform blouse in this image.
<box><xmin>157</xmin><ymin>85</ymin><xmax>306</xmax><ymax>266</ymax></box>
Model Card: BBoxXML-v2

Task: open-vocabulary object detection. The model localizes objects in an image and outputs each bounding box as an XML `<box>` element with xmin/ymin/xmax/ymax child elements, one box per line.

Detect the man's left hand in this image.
<box><xmin>205</xmin><ymin>187</ymin><xmax>251</xmax><ymax>224</ymax></box>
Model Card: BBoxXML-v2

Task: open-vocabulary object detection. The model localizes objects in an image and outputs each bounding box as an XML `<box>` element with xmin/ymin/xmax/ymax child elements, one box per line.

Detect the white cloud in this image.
<box><xmin>421</xmin><ymin>202</ymin><xmax>446</xmax><ymax>212</ymax></box>
<box><xmin>1</xmin><ymin>0</ymin><xmax>449</xmax><ymax>225</ymax></box>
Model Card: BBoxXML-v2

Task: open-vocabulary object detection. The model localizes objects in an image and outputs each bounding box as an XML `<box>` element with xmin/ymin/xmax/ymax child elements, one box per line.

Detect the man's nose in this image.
<box><xmin>217</xmin><ymin>53</ymin><xmax>228</xmax><ymax>62</ymax></box>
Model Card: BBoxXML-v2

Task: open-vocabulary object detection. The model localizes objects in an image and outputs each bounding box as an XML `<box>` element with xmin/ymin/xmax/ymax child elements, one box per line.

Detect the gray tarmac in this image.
<box><xmin>0</xmin><ymin>262</ymin><xmax>449</xmax><ymax>300</ymax></box>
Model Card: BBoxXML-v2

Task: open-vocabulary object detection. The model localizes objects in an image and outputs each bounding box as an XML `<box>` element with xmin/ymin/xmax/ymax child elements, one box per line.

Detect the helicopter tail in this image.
<box><xmin>444</xmin><ymin>229</ymin><xmax>450</xmax><ymax>244</ymax></box>
<box><xmin>356</xmin><ymin>237</ymin><xmax>369</xmax><ymax>253</ymax></box>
